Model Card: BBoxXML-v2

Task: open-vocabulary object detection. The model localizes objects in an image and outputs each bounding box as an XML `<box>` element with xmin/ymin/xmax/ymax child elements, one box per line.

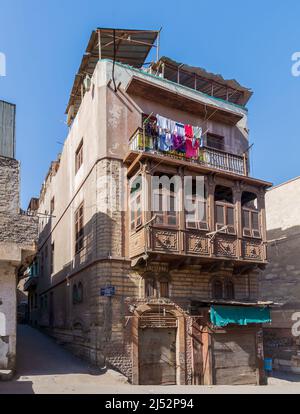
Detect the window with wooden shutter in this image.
<box><xmin>215</xmin><ymin>185</ymin><xmax>235</xmax><ymax>234</ymax></box>
<box><xmin>153</xmin><ymin>179</ymin><xmax>179</xmax><ymax>227</ymax></box>
<box><xmin>185</xmin><ymin>178</ymin><xmax>208</xmax><ymax>230</ymax></box>
<box><xmin>130</xmin><ymin>176</ymin><xmax>143</xmax><ymax>232</ymax></box>
<box><xmin>241</xmin><ymin>192</ymin><xmax>261</xmax><ymax>238</ymax></box>
<box><xmin>75</xmin><ymin>203</ymin><xmax>84</xmax><ymax>254</ymax></box>
<box><xmin>159</xmin><ymin>278</ymin><xmax>169</xmax><ymax>298</ymax></box>
<box><xmin>75</xmin><ymin>140</ymin><xmax>83</xmax><ymax>174</ymax></box>
<box><xmin>225</xmin><ymin>280</ymin><xmax>235</xmax><ymax>299</ymax></box>
<box><xmin>212</xmin><ymin>279</ymin><xmax>223</xmax><ymax>299</ymax></box>
<box><xmin>145</xmin><ymin>277</ymin><xmax>157</xmax><ymax>298</ymax></box>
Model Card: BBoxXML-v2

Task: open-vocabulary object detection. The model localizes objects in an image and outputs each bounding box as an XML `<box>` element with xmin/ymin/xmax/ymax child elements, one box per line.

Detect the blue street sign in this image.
<box><xmin>100</xmin><ymin>286</ymin><xmax>115</xmax><ymax>297</ymax></box>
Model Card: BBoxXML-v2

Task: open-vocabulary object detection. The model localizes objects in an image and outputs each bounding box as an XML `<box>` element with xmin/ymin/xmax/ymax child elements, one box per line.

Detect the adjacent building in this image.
<box><xmin>26</xmin><ymin>28</ymin><xmax>272</xmax><ymax>385</ymax></box>
<box><xmin>260</xmin><ymin>177</ymin><xmax>300</xmax><ymax>373</ymax></box>
<box><xmin>0</xmin><ymin>100</ymin><xmax>38</xmax><ymax>378</ymax></box>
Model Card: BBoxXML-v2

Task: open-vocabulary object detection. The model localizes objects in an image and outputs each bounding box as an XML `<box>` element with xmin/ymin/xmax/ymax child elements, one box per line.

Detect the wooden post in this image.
<box><xmin>243</xmin><ymin>154</ymin><xmax>248</xmax><ymax>176</ymax></box>
<box><xmin>235</xmin><ymin>182</ymin><xmax>243</xmax><ymax>260</ymax></box>
<box><xmin>259</xmin><ymin>188</ymin><xmax>267</xmax><ymax>261</ymax></box>
<box><xmin>207</xmin><ymin>176</ymin><xmax>215</xmax><ymax>257</ymax></box>
<box><xmin>97</xmin><ymin>29</ymin><xmax>102</xmax><ymax>60</ymax></box>
<box><xmin>178</xmin><ymin>168</ymin><xmax>185</xmax><ymax>254</ymax></box>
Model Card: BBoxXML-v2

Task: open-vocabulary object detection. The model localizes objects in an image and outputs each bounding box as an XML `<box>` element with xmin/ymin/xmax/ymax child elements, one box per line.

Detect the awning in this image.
<box><xmin>66</xmin><ymin>28</ymin><xmax>159</xmax><ymax>118</ymax></box>
<box><xmin>126</xmin><ymin>76</ymin><xmax>244</xmax><ymax>126</ymax></box>
<box><xmin>210</xmin><ymin>305</ymin><xmax>271</xmax><ymax>327</ymax></box>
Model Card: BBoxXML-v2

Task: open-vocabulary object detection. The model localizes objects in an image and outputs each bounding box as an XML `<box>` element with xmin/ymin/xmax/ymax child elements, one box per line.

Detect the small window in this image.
<box><xmin>159</xmin><ymin>278</ymin><xmax>169</xmax><ymax>298</ymax></box>
<box><xmin>50</xmin><ymin>197</ymin><xmax>55</xmax><ymax>214</ymax></box>
<box><xmin>72</xmin><ymin>285</ymin><xmax>78</xmax><ymax>305</ymax></box>
<box><xmin>75</xmin><ymin>203</ymin><xmax>84</xmax><ymax>254</ymax></box>
<box><xmin>152</xmin><ymin>175</ymin><xmax>179</xmax><ymax>227</ymax></box>
<box><xmin>214</xmin><ymin>185</ymin><xmax>235</xmax><ymax>234</ymax></box>
<box><xmin>75</xmin><ymin>140</ymin><xmax>83</xmax><ymax>173</ymax></box>
<box><xmin>50</xmin><ymin>243</ymin><xmax>54</xmax><ymax>274</ymax></box>
<box><xmin>206</xmin><ymin>133</ymin><xmax>224</xmax><ymax>151</ymax></box>
<box><xmin>242</xmin><ymin>192</ymin><xmax>260</xmax><ymax>238</ymax></box>
<box><xmin>212</xmin><ymin>279</ymin><xmax>223</xmax><ymax>299</ymax></box>
<box><xmin>130</xmin><ymin>176</ymin><xmax>143</xmax><ymax>231</ymax></box>
<box><xmin>77</xmin><ymin>282</ymin><xmax>83</xmax><ymax>303</ymax></box>
<box><xmin>225</xmin><ymin>280</ymin><xmax>235</xmax><ymax>299</ymax></box>
<box><xmin>145</xmin><ymin>278</ymin><xmax>156</xmax><ymax>298</ymax></box>
<box><xmin>185</xmin><ymin>178</ymin><xmax>208</xmax><ymax>230</ymax></box>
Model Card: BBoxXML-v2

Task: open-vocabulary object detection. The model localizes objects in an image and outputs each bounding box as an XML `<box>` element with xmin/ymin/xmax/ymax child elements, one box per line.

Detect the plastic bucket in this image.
<box><xmin>264</xmin><ymin>358</ymin><xmax>273</xmax><ymax>372</ymax></box>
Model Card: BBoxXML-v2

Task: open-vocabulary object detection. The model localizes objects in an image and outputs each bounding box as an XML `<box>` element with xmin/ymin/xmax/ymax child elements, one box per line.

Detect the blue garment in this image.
<box><xmin>159</xmin><ymin>134</ymin><xmax>170</xmax><ymax>152</ymax></box>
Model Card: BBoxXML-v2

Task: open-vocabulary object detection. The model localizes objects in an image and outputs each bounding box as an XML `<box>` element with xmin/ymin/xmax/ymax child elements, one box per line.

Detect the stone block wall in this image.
<box><xmin>0</xmin><ymin>156</ymin><xmax>19</xmax><ymax>214</ymax></box>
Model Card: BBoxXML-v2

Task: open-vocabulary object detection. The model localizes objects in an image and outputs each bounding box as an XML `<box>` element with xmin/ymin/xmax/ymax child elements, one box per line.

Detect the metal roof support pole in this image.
<box><xmin>98</xmin><ymin>29</ymin><xmax>102</xmax><ymax>60</ymax></box>
<box><xmin>156</xmin><ymin>30</ymin><xmax>160</xmax><ymax>62</ymax></box>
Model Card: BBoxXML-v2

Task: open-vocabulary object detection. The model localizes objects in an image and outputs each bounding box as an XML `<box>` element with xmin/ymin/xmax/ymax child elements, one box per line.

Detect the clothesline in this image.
<box><xmin>141</xmin><ymin>113</ymin><xmax>203</xmax><ymax>160</ymax></box>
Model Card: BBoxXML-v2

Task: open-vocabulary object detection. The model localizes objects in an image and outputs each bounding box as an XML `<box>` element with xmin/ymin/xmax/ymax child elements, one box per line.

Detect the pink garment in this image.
<box><xmin>186</xmin><ymin>137</ymin><xmax>199</xmax><ymax>158</ymax></box>
<box><xmin>184</xmin><ymin>124</ymin><xmax>193</xmax><ymax>138</ymax></box>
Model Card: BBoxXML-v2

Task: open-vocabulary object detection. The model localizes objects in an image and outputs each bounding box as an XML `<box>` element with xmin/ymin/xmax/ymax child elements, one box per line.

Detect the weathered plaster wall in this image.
<box><xmin>0</xmin><ymin>264</ymin><xmax>16</xmax><ymax>370</ymax></box>
<box><xmin>259</xmin><ymin>177</ymin><xmax>300</xmax><ymax>371</ymax></box>
<box><xmin>0</xmin><ymin>155</ymin><xmax>37</xmax><ymax>373</ymax></box>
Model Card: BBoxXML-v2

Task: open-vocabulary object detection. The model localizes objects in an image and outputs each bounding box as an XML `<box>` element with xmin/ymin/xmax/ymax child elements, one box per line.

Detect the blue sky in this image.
<box><xmin>1</xmin><ymin>0</ymin><xmax>300</xmax><ymax>208</ymax></box>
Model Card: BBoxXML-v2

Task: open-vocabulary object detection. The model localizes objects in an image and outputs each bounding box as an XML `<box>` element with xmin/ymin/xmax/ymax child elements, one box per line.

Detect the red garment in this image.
<box><xmin>184</xmin><ymin>124</ymin><xmax>193</xmax><ymax>138</ymax></box>
<box><xmin>186</xmin><ymin>137</ymin><xmax>199</xmax><ymax>158</ymax></box>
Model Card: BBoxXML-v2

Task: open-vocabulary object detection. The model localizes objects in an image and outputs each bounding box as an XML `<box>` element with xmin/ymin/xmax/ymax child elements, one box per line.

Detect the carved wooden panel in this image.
<box><xmin>242</xmin><ymin>239</ymin><xmax>263</xmax><ymax>261</ymax></box>
<box><xmin>129</xmin><ymin>230</ymin><xmax>145</xmax><ymax>258</ymax></box>
<box><xmin>151</xmin><ymin>229</ymin><xmax>178</xmax><ymax>252</ymax></box>
<box><xmin>214</xmin><ymin>235</ymin><xmax>237</xmax><ymax>258</ymax></box>
<box><xmin>186</xmin><ymin>232</ymin><xmax>209</xmax><ymax>255</ymax></box>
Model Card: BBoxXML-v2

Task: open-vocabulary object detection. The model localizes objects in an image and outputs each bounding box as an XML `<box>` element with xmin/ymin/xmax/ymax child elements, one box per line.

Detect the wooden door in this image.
<box><xmin>212</xmin><ymin>331</ymin><xmax>257</xmax><ymax>385</ymax></box>
<box><xmin>139</xmin><ymin>328</ymin><xmax>176</xmax><ymax>385</ymax></box>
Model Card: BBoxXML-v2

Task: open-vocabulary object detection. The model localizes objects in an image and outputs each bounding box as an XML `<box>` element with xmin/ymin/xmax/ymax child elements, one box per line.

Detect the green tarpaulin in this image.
<box><xmin>210</xmin><ymin>305</ymin><xmax>271</xmax><ymax>327</ymax></box>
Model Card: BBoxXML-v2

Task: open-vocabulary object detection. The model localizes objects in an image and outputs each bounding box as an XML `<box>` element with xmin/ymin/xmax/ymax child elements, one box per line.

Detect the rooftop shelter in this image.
<box><xmin>66</xmin><ymin>28</ymin><xmax>160</xmax><ymax>118</ymax></box>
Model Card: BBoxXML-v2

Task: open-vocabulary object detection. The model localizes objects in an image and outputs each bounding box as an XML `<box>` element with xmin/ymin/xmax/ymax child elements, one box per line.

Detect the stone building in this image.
<box><xmin>259</xmin><ymin>177</ymin><xmax>300</xmax><ymax>373</ymax></box>
<box><xmin>0</xmin><ymin>100</ymin><xmax>38</xmax><ymax>378</ymax></box>
<box><xmin>26</xmin><ymin>28</ymin><xmax>272</xmax><ymax>385</ymax></box>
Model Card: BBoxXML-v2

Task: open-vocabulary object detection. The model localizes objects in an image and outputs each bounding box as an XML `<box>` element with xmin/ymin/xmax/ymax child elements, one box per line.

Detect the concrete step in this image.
<box><xmin>0</xmin><ymin>370</ymin><xmax>14</xmax><ymax>381</ymax></box>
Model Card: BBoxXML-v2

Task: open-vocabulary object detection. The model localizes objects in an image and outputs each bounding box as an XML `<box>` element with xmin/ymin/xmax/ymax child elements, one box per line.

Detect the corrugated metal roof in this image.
<box><xmin>66</xmin><ymin>28</ymin><xmax>159</xmax><ymax>116</ymax></box>
<box><xmin>152</xmin><ymin>56</ymin><xmax>253</xmax><ymax>106</ymax></box>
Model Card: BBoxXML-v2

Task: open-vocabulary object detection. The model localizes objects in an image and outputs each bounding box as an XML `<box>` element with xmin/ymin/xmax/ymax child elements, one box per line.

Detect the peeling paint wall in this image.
<box><xmin>0</xmin><ymin>264</ymin><xmax>17</xmax><ymax>370</ymax></box>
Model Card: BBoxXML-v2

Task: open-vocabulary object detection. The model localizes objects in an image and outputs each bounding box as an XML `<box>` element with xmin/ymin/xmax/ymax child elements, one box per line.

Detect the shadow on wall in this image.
<box><xmin>36</xmin><ymin>210</ymin><xmax>133</xmax><ymax>353</ymax></box>
<box><xmin>14</xmin><ymin>324</ymin><xmax>106</xmax><ymax>377</ymax></box>
<box><xmin>260</xmin><ymin>224</ymin><xmax>300</xmax><ymax>307</ymax></box>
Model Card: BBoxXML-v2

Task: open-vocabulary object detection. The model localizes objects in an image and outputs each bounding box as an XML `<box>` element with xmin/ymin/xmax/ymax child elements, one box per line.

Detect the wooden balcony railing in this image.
<box><xmin>129</xmin><ymin>225</ymin><xmax>266</xmax><ymax>264</ymax></box>
<box><xmin>129</xmin><ymin>128</ymin><xmax>247</xmax><ymax>176</ymax></box>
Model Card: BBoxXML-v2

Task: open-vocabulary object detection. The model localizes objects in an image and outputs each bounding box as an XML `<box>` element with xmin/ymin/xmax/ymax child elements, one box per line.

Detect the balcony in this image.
<box><xmin>128</xmin><ymin>128</ymin><xmax>247</xmax><ymax>176</ymax></box>
<box><xmin>130</xmin><ymin>225</ymin><xmax>266</xmax><ymax>265</ymax></box>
